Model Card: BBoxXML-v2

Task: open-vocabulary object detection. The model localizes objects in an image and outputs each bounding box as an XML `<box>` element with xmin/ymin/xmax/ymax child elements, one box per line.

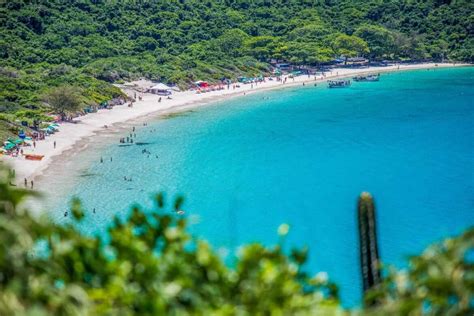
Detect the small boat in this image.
<box><xmin>353</xmin><ymin>74</ymin><xmax>380</xmax><ymax>82</ymax></box>
<box><xmin>24</xmin><ymin>154</ymin><xmax>44</xmax><ymax>161</ymax></box>
<box><xmin>328</xmin><ymin>80</ymin><xmax>351</xmax><ymax>88</ymax></box>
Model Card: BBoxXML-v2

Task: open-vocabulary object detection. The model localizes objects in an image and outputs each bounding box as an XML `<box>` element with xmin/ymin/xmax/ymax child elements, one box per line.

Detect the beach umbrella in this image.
<box><xmin>4</xmin><ymin>143</ymin><xmax>16</xmax><ymax>150</ymax></box>
<box><xmin>7</xmin><ymin>138</ymin><xmax>23</xmax><ymax>145</ymax></box>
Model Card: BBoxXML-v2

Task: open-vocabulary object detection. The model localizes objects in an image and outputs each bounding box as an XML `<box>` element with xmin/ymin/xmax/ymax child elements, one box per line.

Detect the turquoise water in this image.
<box><xmin>48</xmin><ymin>67</ymin><xmax>474</xmax><ymax>307</ymax></box>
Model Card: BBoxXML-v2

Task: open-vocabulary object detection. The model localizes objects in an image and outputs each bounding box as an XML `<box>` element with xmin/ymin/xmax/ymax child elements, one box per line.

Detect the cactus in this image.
<box><xmin>357</xmin><ymin>192</ymin><xmax>381</xmax><ymax>300</ymax></box>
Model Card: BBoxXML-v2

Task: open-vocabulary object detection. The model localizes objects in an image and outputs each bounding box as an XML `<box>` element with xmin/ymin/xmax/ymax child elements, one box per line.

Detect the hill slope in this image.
<box><xmin>0</xmin><ymin>0</ymin><xmax>472</xmax><ymax>136</ymax></box>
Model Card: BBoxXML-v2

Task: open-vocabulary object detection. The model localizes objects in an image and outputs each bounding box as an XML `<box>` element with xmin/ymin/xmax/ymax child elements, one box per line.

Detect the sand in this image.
<box><xmin>2</xmin><ymin>62</ymin><xmax>468</xmax><ymax>185</ymax></box>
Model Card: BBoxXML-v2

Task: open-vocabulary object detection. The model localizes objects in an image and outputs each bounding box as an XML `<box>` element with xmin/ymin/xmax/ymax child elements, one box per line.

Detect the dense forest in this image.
<box><xmin>0</xmin><ymin>0</ymin><xmax>473</xmax><ymax>138</ymax></box>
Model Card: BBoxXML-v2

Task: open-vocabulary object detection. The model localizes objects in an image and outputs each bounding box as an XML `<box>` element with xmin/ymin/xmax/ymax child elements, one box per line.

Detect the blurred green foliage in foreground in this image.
<box><xmin>0</xmin><ymin>166</ymin><xmax>472</xmax><ymax>315</ymax></box>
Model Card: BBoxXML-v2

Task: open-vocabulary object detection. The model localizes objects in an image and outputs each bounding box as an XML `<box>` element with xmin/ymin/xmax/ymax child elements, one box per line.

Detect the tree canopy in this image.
<box><xmin>1</xmin><ymin>0</ymin><xmax>473</xmax><ymax>137</ymax></box>
<box><xmin>44</xmin><ymin>85</ymin><xmax>82</xmax><ymax>119</ymax></box>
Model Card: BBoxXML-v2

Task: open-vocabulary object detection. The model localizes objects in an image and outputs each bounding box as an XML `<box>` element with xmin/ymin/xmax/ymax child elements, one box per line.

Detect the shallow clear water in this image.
<box><xmin>44</xmin><ymin>67</ymin><xmax>474</xmax><ymax>307</ymax></box>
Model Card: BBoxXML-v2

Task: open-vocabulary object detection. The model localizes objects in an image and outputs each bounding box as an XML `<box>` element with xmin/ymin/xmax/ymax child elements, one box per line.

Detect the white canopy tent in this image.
<box><xmin>149</xmin><ymin>83</ymin><xmax>172</xmax><ymax>95</ymax></box>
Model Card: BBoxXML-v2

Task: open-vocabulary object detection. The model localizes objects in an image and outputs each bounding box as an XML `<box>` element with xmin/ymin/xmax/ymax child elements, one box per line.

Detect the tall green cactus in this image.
<box><xmin>357</xmin><ymin>192</ymin><xmax>381</xmax><ymax>301</ymax></box>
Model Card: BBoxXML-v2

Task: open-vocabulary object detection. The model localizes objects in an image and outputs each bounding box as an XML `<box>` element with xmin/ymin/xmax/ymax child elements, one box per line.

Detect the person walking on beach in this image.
<box><xmin>30</xmin><ymin>180</ymin><xmax>34</xmax><ymax>189</ymax></box>
<box><xmin>33</xmin><ymin>141</ymin><xmax>36</xmax><ymax>148</ymax></box>
<box><xmin>54</xmin><ymin>141</ymin><xmax>56</xmax><ymax>149</ymax></box>
<box><xmin>158</xmin><ymin>97</ymin><xmax>161</xmax><ymax>103</ymax></box>
<box><xmin>24</xmin><ymin>178</ymin><xmax>27</xmax><ymax>188</ymax></box>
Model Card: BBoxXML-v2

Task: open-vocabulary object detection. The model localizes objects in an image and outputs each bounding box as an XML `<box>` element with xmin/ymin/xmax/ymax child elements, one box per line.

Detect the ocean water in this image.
<box><xmin>42</xmin><ymin>67</ymin><xmax>474</xmax><ymax>307</ymax></box>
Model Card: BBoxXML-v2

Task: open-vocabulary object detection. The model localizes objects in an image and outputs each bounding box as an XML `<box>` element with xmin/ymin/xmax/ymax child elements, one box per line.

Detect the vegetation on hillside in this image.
<box><xmin>0</xmin><ymin>0</ymin><xmax>472</xmax><ymax>132</ymax></box>
<box><xmin>0</xmin><ymin>166</ymin><xmax>472</xmax><ymax>315</ymax></box>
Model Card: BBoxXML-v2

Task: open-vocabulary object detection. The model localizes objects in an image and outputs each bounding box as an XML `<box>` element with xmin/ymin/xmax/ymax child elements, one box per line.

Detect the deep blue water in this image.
<box><xmin>48</xmin><ymin>67</ymin><xmax>474</xmax><ymax>307</ymax></box>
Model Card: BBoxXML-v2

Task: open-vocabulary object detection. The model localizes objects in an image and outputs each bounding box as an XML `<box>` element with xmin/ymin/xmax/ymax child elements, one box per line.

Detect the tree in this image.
<box><xmin>331</xmin><ymin>34</ymin><xmax>369</xmax><ymax>64</ymax></box>
<box><xmin>429</xmin><ymin>39</ymin><xmax>449</xmax><ymax>61</ymax></box>
<box><xmin>284</xmin><ymin>42</ymin><xmax>334</xmax><ymax>65</ymax></box>
<box><xmin>365</xmin><ymin>228</ymin><xmax>474</xmax><ymax>315</ymax></box>
<box><xmin>214</xmin><ymin>29</ymin><xmax>250</xmax><ymax>58</ymax></box>
<box><xmin>244</xmin><ymin>36</ymin><xmax>281</xmax><ymax>61</ymax></box>
<box><xmin>354</xmin><ymin>24</ymin><xmax>395</xmax><ymax>60</ymax></box>
<box><xmin>287</xmin><ymin>23</ymin><xmax>332</xmax><ymax>43</ymax></box>
<box><xmin>44</xmin><ymin>86</ymin><xmax>82</xmax><ymax>120</ymax></box>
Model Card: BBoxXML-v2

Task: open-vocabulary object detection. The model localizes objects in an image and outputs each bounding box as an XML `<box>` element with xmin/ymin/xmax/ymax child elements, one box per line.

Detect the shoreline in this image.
<box><xmin>3</xmin><ymin>63</ymin><xmax>470</xmax><ymax>185</ymax></box>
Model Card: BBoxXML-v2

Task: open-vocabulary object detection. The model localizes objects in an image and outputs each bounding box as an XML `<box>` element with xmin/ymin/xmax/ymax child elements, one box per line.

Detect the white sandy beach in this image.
<box><xmin>2</xmin><ymin>62</ymin><xmax>468</xmax><ymax>185</ymax></box>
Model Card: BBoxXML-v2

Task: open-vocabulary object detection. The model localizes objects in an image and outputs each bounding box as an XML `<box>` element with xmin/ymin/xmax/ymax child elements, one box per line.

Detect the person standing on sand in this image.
<box><xmin>24</xmin><ymin>178</ymin><xmax>27</xmax><ymax>188</ymax></box>
<box><xmin>54</xmin><ymin>141</ymin><xmax>56</xmax><ymax>149</ymax></box>
<box><xmin>30</xmin><ymin>180</ymin><xmax>34</xmax><ymax>189</ymax></box>
<box><xmin>33</xmin><ymin>141</ymin><xmax>36</xmax><ymax>148</ymax></box>
<box><xmin>158</xmin><ymin>97</ymin><xmax>161</xmax><ymax>103</ymax></box>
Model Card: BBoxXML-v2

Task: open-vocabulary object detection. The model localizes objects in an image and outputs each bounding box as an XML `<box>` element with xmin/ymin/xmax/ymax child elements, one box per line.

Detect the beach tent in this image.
<box><xmin>149</xmin><ymin>83</ymin><xmax>172</xmax><ymax>95</ymax></box>
<box><xmin>194</xmin><ymin>81</ymin><xmax>209</xmax><ymax>88</ymax></box>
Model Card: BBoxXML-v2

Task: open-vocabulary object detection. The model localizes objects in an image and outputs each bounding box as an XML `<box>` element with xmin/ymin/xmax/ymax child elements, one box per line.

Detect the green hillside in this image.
<box><xmin>0</xmin><ymin>0</ymin><xmax>472</xmax><ymax>137</ymax></box>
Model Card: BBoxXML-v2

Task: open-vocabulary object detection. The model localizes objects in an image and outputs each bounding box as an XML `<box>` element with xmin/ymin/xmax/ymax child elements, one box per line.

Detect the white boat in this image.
<box><xmin>328</xmin><ymin>80</ymin><xmax>351</xmax><ymax>88</ymax></box>
<box><xmin>353</xmin><ymin>74</ymin><xmax>380</xmax><ymax>82</ymax></box>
